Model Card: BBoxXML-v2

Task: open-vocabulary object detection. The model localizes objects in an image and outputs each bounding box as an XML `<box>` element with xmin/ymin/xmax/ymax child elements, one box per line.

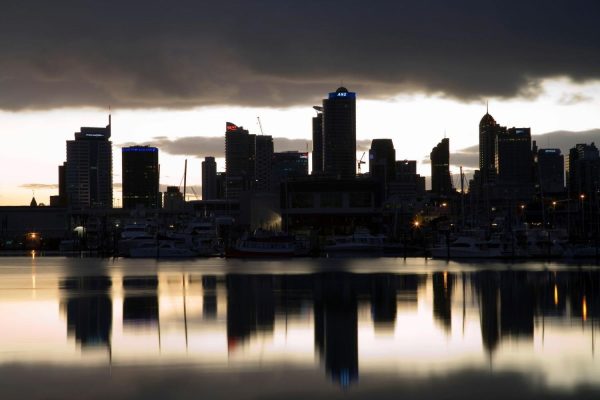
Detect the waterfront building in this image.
<box><xmin>369</xmin><ymin>139</ymin><xmax>396</xmax><ymax>185</ymax></box>
<box><xmin>322</xmin><ymin>87</ymin><xmax>357</xmax><ymax>179</ymax></box>
<box><xmin>479</xmin><ymin>111</ymin><xmax>506</xmax><ymax>185</ymax></box>
<box><xmin>389</xmin><ymin>160</ymin><xmax>426</xmax><ymax>199</ymax></box>
<box><xmin>163</xmin><ymin>186</ymin><xmax>185</xmax><ymax>211</ymax></box>
<box><xmin>255</xmin><ymin>135</ymin><xmax>274</xmax><ymax>192</ymax></box>
<box><xmin>202</xmin><ymin>156</ymin><xmax>217</xmax><ymax>200</ymax></box>
<box><xmin>430</xmin><ymin>138</ymin><xmax>452</xmax><ymax>196</ymax></box>
<box><xmin>567</xmin><ymin>143</ymin><xmax>600</xmax><ymax>198</ymax></box>
<box><xmin>272</xmin><ymin>151</ymin><xmax>309</xmax><ymax>189</ymax></box>
<box><xmin>122</xmin><ymin>146</ymin><xmax>160</xmax><ymax>209</ymax></box>
<box><xmin>536</xmin><ymin>148</ymin><xmax>564</xmax><ymax>194</ymax></box>
<box><xmin>225</xmin><ymin>122</ymin><xmax>256</xmax><ymax>199</ymax></box>
<box><xmin>495</xmin><ymin>127</ymin><xmax>533</xmax><ymax>197</ymax></box>
<box><xmin>312</xmin><ymin>107</ymin><xmax>324</xmax><ymax>175</ymax></box>
<box><xmin>65</xmin><ymin>116</ymin><xmax>113</xmax><ymax>209</ymax></box>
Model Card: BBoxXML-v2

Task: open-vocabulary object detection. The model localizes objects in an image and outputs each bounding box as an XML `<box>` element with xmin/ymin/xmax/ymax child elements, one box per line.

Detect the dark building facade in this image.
<box><xmin>312</xmin><ymin>108</ymin><xmax>323</xmax><ymax>175</ymax></box>
<box><xmin>369</xmin><ymin>139</ymin><xmax>396</xmax><ymax>184</ymax></box>
<box><xmin>272</xmin><ymin>151</ymin><xmax>309</xmax><ymax>190</ymax></box>
<box><xmin>537</xmin><ymin>148</ymin><xmax>564</xmax><ymax>194</ymax></box>
<box><xmin>495</xmin><ymin>127</ymin><xmax>533</xmax><ymax>196</ymax></box>
<box><xmin>567</xmin><ymin>143</ymin><xmax>600</xmax><ymax>198</ymax></box>
<box><xmin>225</xmin><ymin>122</ymin><xmax>256</xmax><ymax>199</ymax></box>
<box><xmin>322</xmin><ymin>87</ymin><xmax>356</xmax><ymax>179</ymax></box>
<box><xmin>479</xmin><ymin>112</ymin><xmax>506</xmax><ymax>185</ymax></box>
<box><xmin>430</xmin><ymin>138</ymin><xmax>452</xmax><ymax>196</ymax></box>
<box><xmin>65</xmin><ymin>117</ymin><xmax>113</xmax><ymax>209</ymax></box>
<box><xmin>122</xmin><ymin>146</ymin><xmax>160</xmax><ymax>209</ymax></box>
<box><xmin>255</xmin><ymin>135</ymin><xmax>274</xmax><ymax>192</ymax></box>
<box><xmin>202</xmin><ymin>156</ymin><xmax>217</xmax><ymax>200</ymax></box>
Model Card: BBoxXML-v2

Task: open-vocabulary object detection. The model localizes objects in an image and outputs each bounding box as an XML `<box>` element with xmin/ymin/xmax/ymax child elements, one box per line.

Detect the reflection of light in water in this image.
<box><xmin>583</xmin><ymin>296</ymin><xmax>588</xmax><ymax>321</ymax></box>
<box><xmin>30</xmin><ymin>250</ymin><xmax>36</xmax><ymax>260</ymax></box>
<box><xmin>554</xmin><ymin>284</ymin><xmax>558</xmax><ymax>306</ymax></box>
<box><xmin>443</xmin><ymin>271</ymin><xmax>448</xmax><ymax>291</ymax></box>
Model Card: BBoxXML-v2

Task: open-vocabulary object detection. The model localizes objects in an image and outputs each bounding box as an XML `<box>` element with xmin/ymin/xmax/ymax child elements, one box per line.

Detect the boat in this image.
<box><xmin>129</xmin><ymin>240</ymin><xmax>198</xmax><ymax>258</ymax></box>
<box><xmin>431</xmin><ymin>235</ymin><xmax>504</xmax><ymax>259</ymax></box>
<box><xmin>226</xmin><ymin>230</ymin><xmax>297</xmax><ymax>257</ymax></box>
<box><xmin>323</xmin><ymin>229</ymin><xmax>386</xmax><ymax>254</ymax></box>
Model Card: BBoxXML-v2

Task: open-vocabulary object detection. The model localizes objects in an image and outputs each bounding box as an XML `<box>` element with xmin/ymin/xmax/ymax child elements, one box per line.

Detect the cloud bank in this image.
<box><xmin>2</xmin><ymin>1</ymin><xmax>600</xmax><ymax>110</ymax></box>
<box><xmin>120</xmin><ymin>136</ymin><xmax>371</xmax><ymax>158</ymax></box>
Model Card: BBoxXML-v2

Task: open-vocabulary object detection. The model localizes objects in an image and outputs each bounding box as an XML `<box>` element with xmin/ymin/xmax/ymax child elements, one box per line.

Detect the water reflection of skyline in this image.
<box><xmin>2</xmin><ymin>262</ymin><xmax>599</xmax><ymax>389</ymax></box>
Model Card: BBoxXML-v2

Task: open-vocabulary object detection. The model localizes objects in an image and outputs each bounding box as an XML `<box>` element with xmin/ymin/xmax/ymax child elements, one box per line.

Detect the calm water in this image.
<box><xmin>1</xmin><ymin>256</ymin><xmax>600</xmax><ymax>399</ymax></box>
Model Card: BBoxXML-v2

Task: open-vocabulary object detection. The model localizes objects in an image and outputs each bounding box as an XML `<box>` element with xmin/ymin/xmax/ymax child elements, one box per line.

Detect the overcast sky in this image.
<box><xmin>1</xmin><ymin>1</ymin><xmax>600</xmax><ymax>205</ymax></box>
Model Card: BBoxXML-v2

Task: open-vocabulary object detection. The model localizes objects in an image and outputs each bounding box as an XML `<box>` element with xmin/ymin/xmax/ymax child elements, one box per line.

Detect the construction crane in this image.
<box><xmin>357</xmin><ymin>152</ymin><xmax>366</xmax><ymax>174</ymax></box>
<box><xmin>257</xmin><ymin>116</ymin><xmax>265</xmax><ymax>135</ymax></box>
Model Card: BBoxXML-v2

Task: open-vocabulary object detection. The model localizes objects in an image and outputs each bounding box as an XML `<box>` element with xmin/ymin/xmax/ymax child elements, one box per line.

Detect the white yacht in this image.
<box><xmin>324</xmin><ymin>229</ymin><xmax>386</xmax><ymax>254</ymax></box>
<box><xmin>129</xmin><ymin>241</ymin><xmax>198</xmax><ymax>258</ymax></box>
<box><xmin>431</xmin><ymin>236</ymin><xmax>504</xmax><ymax>259</ymax></box>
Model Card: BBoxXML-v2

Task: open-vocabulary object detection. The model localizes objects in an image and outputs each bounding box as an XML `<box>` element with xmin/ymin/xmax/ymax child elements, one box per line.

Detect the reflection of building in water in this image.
<box><xmin>314</xmin><ymin>273</ymin><xmax>358</xmax><ymax>387</ymax></box>
<box><xmin>122</xmin><ymin>276</ymin><xmax>159</xmax><ymax>326</ymax></box>
<box><xmin>60</xmin><ymin>276</ymin><xmax>112</xmax><ymax>349</ymax></box>
<box><xmin>432</xmin><ymin>272</ymin><xmax>453</xmax><ymax>332</ymax></box>
<box><xmin>499</xmin><ymin>271</ymin><xmax>533</xmax><ymax>338</ymax></box>
<box><xmin>202</xmin><ymin>275</ymin><xmax>218</xmax><ymax>319</ymax></box>
<box><xmin>475</xmin><ymin>271</ymin><xmax>500</xmax><ymax>353</ymax></box>
<box><xmin>371</xmin><ymin>274</ymin><xmax>397</xmax><ymax>332</ymax></box>
<box><xmin>226</xmin><ymin>275</ymin><xmax>275</xmax><ymax>350</ymax></box>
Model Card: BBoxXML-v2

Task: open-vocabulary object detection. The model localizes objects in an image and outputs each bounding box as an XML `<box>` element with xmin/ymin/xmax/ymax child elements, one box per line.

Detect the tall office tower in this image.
<box><xmin>202</xmin><ymin>156</ymin><xmax>217</xmax><ymax>200</ymax></box>
<box><xmin>430</xmin><ymin>138</ymin><xmax>452</xmax><ymax>195</ymax></box>
<box><xmin>272</xmin><ymin>151</ymin><xmax>309</xmax><ymax>189</ymax></box>
<box><xmin>122</xmin><ymin>146</ymin><xmax>160</xmax><ymax>209</ymax></box>
<box><xmin>51</xmin><ymin>162</ymin><xmax>68</xmax><ymax>207</ymax></box>
<box><xmin>537</xmin><ymin>149</ymin><xmax>564</xmax><ymax>194</ymax></box>
<box><xmin>215</xmin><ymin>172</ymin><xmax>227</xmax><ymax>200</ymax></box>
<box><xmin>312</xmin><ymin>107</ymin><xmax>324</xmax><ymax>174</ymax></box>
<box><xmin>65</xmin><ymin>116</ymin><xmax>113</xmax><ymax>209</ymax></box>
<box><xmin>255</xmin><ymin>135</ymin><xmax>274</xmax><ymax>192</ymax></box>
<box><xmin>369</xmin><ymin>139</ymin><xmax>396</xmax><ymax>182</ymax></box>
<box><xmin>479</xmin><ymin>111</ymin><xmax>506</xmax><ymax>184</ymax></box>
<box><xmin>495</xmin><ymin>127</ymin><xmax>533</xmax><ymax>193</ymax></box>
<box><xmin>567</xmin><ymin>143</ymin><xmax>600</xmax><ymax>198</ymax></box>
<box><xmin>322</xmin><ymin>87</ymin><xmax>356</xmax><ymax>179</ymax></box>
<box><xmin>225</xmin><ymin>122</ymin><xmax>256</xmax><ymax>199</ymax></box>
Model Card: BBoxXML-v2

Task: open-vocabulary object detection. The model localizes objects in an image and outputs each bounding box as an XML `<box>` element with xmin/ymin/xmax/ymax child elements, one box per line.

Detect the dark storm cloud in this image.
<box><xmin>1</xmin><ymin>1</ymin><xmax>600</xmax><ymax>110</ymax></box>
<box><xmin>442</xmin><ymin>129</ymin><xmax>600</xmax><ymax>169</ymax></box>
<box><xmin>120</xmin><ymin>136</ymin><xmax>371</xmax><ymax>158</ymax></box>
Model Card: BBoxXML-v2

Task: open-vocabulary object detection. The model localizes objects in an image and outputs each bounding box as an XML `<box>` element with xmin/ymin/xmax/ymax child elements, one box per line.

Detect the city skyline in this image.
<box><xmin>2</xmin><ymin>1</ymin><xmax>600</xmax><ymax>205</ymax></box>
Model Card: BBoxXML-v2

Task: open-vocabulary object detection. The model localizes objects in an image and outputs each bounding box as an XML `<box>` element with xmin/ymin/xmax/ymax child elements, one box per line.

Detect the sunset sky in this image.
<box><xmin>1</xmin><ymin>1</ymin><xmax>600</xmax><ymax>205</ymax></box>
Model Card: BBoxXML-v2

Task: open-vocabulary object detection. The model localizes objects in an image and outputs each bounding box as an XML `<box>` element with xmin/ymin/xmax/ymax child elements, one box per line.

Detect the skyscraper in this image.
<box><xmin>65</xmin><ymin>117</ymin><xmax>113</xmax><ymax>209</ymax></box>
<box><xmin>537</xmin><ymin>149</ymin><xmax>564</xmax><ymax>194</ymax></box>
<box><xmin>255</xmin><ymin>135</ymin><xmax>274</xmax><ymax>192</ymax></box>
<box><xmin>312</xmin><ymin>107</ymin><xmax>323</xmax><ymax>175</ymax></box>
<box><xmin>322</xmin><ymin>87</ymin><xmax>356</xmax><ymax>179</ymax></box>
<box><xmin>272</xmin><ymin>151</ymin><xmax>309</xmax><ymax>189</ymax></box>
<box><xmin>122</xmin><ymin>146</ymin><xmax>160</xmax><ymax>209</ymax></box>
<box><xmin>495</xmin><ymin>127</ymin><xmax>533</xmax><ymax>195</ymax></box>
<box><xmin>202</xmin><ymin>156</ymin><xmax>217</xmax><ymax>200</ymax></box>
<box><xmin>369</xmin><ymin>139</ymin><xmax>396</xmax><ymax>183</ymax></box>
<box><xmin>479</xmin><ymin>111</ymin><xmax>506</xmax><ymax>184</ymax></box>
<box><xmin>430</xmin><ymin>138</ymin><xmax>452</xmax><ymax>195</ymax></box>
<box><xmin>567</xmin><ymin>143</ymin><xmax>600</xmax><ymax>198</ymax></box>
<box><xmin>225</xmin><ymin>122</ymin><xmax>255</xmax><ymax>199</ymax></box>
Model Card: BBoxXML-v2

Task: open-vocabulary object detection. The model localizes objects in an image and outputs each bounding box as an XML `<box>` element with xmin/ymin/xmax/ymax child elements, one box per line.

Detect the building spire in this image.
<box><xmin>486</xmin><ymin>100</ymin><xmax>489</xmax><ymax>114</ymax></box>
